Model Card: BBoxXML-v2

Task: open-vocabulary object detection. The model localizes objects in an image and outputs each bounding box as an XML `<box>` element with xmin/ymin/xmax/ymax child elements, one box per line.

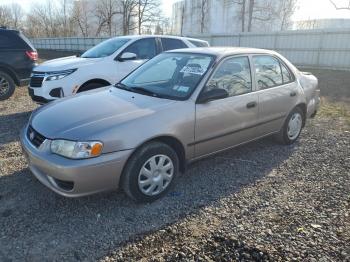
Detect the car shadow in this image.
<box><xmin>0</xmin><ymin>111</ymin><xmax>32</xmax><ymax>145</ymax></box>
<box><xmin>0</xmin><ymin>136</ymin><xmax>298</xmax><ymax>261</ymax></box>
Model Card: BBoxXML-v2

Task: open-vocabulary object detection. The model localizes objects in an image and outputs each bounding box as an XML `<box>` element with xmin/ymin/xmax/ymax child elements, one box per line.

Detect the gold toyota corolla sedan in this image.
<box><xmin>21</xmin><ymin>47</ymin><xmax>320</xmax><ymax>202</ymax></box>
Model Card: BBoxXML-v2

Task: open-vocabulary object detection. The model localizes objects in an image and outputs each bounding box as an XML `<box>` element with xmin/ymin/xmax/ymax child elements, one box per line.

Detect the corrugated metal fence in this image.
<box><xmin>31</xmin><ymin>37</ymin><xmax>109</xmax><ymax>52</ymax></box>
<box><xmin>190</xmin><ymin>29</ymin><xmax>350</xmax><ymax>70</ymax></box>
<box><xmin>31</xmin><ymin>29</ymin><xmax>350</xmax><ymax>70</ymax></box>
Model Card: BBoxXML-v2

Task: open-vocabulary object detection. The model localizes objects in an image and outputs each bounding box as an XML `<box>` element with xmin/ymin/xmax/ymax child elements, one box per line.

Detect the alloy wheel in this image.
<box><xmin>0</xmin><ymin>77</ymin><xmax>10</xmax><ymax>97</ymax></box>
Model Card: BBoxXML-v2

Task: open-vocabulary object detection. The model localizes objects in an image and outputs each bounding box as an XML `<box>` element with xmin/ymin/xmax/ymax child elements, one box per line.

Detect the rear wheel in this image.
<box><xmin>0</xmin><ymin>71</ymin><xmax>15</xmax><ymax>100</ymax></box>
<box><xmin>276</xmin><ymin>107</ymin><xmax>304</xmax><ymax>145</ymax></box>
<box><xmin>121</xmin><ymin>142</ymin><xmax>179</xmax><ymax>203</ymax></box>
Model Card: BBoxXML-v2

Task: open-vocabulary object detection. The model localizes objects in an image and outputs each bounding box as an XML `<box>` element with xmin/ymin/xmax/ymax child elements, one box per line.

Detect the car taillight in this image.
<box><xmin>26</xmin><ymin>51</ymin><xmax>38</xmax><ymax>61</ymax></box>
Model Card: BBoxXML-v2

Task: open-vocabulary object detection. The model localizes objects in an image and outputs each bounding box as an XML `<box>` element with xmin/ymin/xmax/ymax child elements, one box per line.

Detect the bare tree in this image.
<box><xmin>0</xmin><ymin>5</ymin><xmax>12</xmax><ymax>28</ymax></box>
<box><xmin>118</xmin><ymin>0</ymin><xmax>138</xmax><ymax>35</ymax></box>
<box><xmin>9</xmin><ymin>3</ymin><xmax>24</xmax><ymax>29</ymax></box>
<box><xmin>180</xmin><ymin>2</ymin><xmax>185</xmax><ymax>35</ymax></box>
<box><xmin>233</xmin><ymin>0</ymin><xmax>275</xmax><ymax>32</ymax></box>
<box><xmin>136</xmin><ymin>0</ymin><xmax>159</xmax><ymax>34</ymax></box>
<box><xmin>233</xmin><ymin>0</ymin><xmax>247</xmax><ymax>32</ymax></box>
<box><xmin>28</xmin><ymin>1</ymin><xmax>58</xmax><ymax>37</ymax></box>
<box><xmin>199</xmin><ymin>0</ymin><xmax>209</xmax><ymax>33</ymax></box>
<box><xmin>0</xmin><ymin>4</ymin><xmax>24</xmax><ymax>30</ymax></box>
<box><xmin>72</xmin><ymin>0</ymin><xmax>92</xmax><ymax>37</ymax></box>
<box><xmin>247</xmin><ymin>0</ymin><xmax>276</xmax><ymax>32</ymax></box>
<box><xmin>95</xmin><ymin>0</ymin><xmax>120</xmax><ymax>36</ymax></box>
<box><xmin>276</xmin><ymin>0</ymin><xmax>298</xmax><ymax>30</ymax></box>
<box><xmin>329</xmin><ymin>0</ymin><xmax>350</xmax><ymax>10</ymax></box>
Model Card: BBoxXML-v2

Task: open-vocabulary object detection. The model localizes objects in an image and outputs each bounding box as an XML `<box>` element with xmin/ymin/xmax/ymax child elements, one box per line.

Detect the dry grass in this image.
<box><xmin>318</xmin><ymin>98</ymin><xmax>350</xmax><ymax>129</ymax></box>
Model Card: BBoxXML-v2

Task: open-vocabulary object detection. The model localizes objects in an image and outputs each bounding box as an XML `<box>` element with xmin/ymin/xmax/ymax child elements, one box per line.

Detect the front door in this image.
<box><xmin>252</xmin><ymin>55</ymin><xmax>299</xmax><ymax>136</ymax></box>
<box><xmin>114</xmin><ymin>38</ymin><xmax>158</xmax><ymax>82</ymax></box>
<box><xmin>194</xmin><ymin>56</ymin><xmax>259</xmax><ymax>157</ymax></box>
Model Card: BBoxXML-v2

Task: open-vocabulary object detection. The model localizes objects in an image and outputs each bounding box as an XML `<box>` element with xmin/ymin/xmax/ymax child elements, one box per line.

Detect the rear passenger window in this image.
<box><xmin>0</xmin><ymin>33</ymin><xmax>26</xmax><ymax>49</ymax></box>
<box><xmin>253</xmin><ymin>55</ymin><xmax>283</xmax><ymax>89</ymax></box>
<box><xmin>123</xmin><ymin>38</ymin><xmax>156</xmax><ymax>60</ymax></box>
<box><xmin>161</xmin><ymin>38</ymin><xmax>187</xmax><ymax>51</ymax></box>
<box><xmin>280</xmin><ymin>62</ymin><xmax>293</xmax><ymax>83</ymax></box>
<box><xmin>206</xmin><ymin>56</ymin><xmax>252</xmax><ymax>97</ymax></box>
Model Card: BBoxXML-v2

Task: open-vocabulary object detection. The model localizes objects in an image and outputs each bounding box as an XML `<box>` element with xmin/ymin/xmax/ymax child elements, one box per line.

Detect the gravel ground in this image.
<box><xmin>0</xmin><ymin>69</ymin><xmax>349</xmax><ymax>261</ymax></box>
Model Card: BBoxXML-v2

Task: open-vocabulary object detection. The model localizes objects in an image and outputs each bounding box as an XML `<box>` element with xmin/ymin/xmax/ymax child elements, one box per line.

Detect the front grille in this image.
<box><xmin>30</xmin><ymin>76</ymin><xmax>44</xmax><ymax>87</ymax></box>
<box><xmin>30</xmin><ymin>71</ymin><xmax>45</xmax><ymax>87</ymax></box>
<box><xmin>27</xmin><ymin>126</ymin><xmax>46</xmax><ymax>148</ymax></box>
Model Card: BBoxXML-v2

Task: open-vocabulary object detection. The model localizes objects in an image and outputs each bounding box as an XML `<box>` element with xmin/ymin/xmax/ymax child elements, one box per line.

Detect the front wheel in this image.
<box><xmin>121</xmin><ymin>142</ymin><xmax>179</xmax><ymax>203</ymax></box>
<box><xmin>276</xmin><ymin>107</ymin><xmax>304</xmax><ymax>145</ymax></box>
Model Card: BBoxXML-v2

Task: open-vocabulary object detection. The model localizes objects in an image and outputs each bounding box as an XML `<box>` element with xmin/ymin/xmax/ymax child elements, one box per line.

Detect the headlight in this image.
<box><xmin>51</xmin><ymin>140</ymin><xmax>103</xmax><ymax>159</ymax></box>
<box><xmin>46</xmin><ymin>69</ymin><xmax>77</xmax><ymax>81</ymax></box>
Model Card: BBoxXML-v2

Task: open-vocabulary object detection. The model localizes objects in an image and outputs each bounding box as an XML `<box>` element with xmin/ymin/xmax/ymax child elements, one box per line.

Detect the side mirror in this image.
<box><xmin>197</xmin><ymin>88</ymin><xmax>229</xmax><ymax>104</ymax></box>
<box><xmin>118</xmin><ymin>52</ymin><xmax>137</xmax><ymax>62</ymax></box>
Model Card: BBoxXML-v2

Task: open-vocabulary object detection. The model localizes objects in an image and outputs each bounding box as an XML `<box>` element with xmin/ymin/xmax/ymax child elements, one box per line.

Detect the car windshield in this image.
<box><xmin>81</xmin><ymin>37</ymin><xmax>130</xmax><ymax>58</ymax></box>
<box><xmin>118</xmin><ymin>53</ymin><xmax>214</xmax><ymax>100</ymax></box>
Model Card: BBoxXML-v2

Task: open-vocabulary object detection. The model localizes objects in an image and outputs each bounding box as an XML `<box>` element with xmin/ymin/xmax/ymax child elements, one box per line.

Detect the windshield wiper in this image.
<box><xmin>115</xmin><ymin>83</ymin><xmax>163</xmax><ymax>98</ymax></box>
<box><xmin>130</xmin><ymin>86</ymin><xmax>162</xmax><ymax>98</ymax></box>
<box><xmin>115</xmin><ymin>82</ymin><xmax>132</xmax><ymax>91</ymax></box>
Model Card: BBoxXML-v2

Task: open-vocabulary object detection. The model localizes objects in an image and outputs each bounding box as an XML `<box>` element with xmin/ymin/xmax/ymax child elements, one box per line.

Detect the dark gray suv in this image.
<box><xmin>0</xmin><ymin>28</ymin><xmax>38</xmax><ymax>100</ymax></box>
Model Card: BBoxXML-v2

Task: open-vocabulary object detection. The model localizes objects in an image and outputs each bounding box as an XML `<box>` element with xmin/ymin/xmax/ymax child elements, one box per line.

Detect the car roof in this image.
<box><xmin>0</xmin><ymin>28</ymin><xmax>20</xmax><ymax>34</ymax></box>
<box><xmin>167</xmin><ymin>47</ymin><xmax>278</xmax><ymax>58</ymax></box>
<box><xmin>112</xmin><ymin>34</ymin><xmax>208</xmax><ymax>43</ymax></box>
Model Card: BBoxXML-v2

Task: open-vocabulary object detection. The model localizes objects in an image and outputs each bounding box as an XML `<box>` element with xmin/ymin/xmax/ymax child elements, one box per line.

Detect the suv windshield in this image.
<box><xmin>81</xmin><ymin>37</ymin><xmax>130</xmax><ymax>58</ymax></box>
<box><xmin>118</xmin><ymin>53</ymin><xmax>214</xmax><ymax>100</ymax></box>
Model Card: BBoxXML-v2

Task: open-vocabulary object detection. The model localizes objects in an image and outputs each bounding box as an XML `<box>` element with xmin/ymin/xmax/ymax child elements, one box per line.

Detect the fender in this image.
<box><xmin>0</xmin><ymin>63</ymin><xmax>20</xmax><ymax>85</ymax></box>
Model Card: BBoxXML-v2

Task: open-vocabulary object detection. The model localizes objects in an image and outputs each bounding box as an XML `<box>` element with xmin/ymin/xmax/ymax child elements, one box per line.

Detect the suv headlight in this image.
<box><xmin>51</xmin><ymin>140</ymin><xmax>103</xmax><ymax>159</ymax></box>
<box><xmin>46</xmin><ymin>69</ymin><xmax>77</xmax><ymax>81</ymax></box>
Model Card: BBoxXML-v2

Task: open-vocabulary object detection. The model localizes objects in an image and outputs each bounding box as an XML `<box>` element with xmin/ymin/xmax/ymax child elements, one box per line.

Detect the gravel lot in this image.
<box><xmin>0</xmin><ymin>68</ymin><xmax>349</xmax><ymax>261</ymax></box>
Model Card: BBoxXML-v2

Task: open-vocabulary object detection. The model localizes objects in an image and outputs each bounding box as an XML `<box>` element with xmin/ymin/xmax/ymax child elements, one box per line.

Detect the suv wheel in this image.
<box><xmin>121</xmin><ymin>142</ymin><xmax>179</xmax><ymax>203</ymax></box>
<box><xmin>276</xmin><ymin>107</ymin><xmax>304</xmax><ymax>145</ymax></box>
<box><xmin>0</xmin><ymin>71</ymin><xmax>15</xmax><ymax>100</ymax></box>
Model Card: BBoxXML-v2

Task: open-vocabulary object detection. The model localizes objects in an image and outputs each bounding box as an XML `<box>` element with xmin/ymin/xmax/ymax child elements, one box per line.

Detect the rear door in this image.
<box><xmin>194</xmin><ymin>55</ymin><xmax>259</xmax><ymax>157</ymax></box>
<box><xmin>252</xmin><ymin>55</ymin><xmax>298</xmax><ymax>136</ymax></box>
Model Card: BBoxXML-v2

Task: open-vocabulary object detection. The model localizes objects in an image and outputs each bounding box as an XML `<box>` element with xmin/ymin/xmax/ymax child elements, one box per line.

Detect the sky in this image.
<box><xmin>1</xmin><ymin>0</ymin><xmax>350</xmax><ymax>21</ymax></box>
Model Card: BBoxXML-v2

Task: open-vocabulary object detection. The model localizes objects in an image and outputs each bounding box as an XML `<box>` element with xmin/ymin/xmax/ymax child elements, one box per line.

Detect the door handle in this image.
<box><xmin>246</xmin><ymin>101</ymin><xmax>257</xmax><ymax>109</ymax></box>
<box><xmin>290</xmin><ymin>91</ymin><xmax>297</xmax><ymax>97</ymax></box>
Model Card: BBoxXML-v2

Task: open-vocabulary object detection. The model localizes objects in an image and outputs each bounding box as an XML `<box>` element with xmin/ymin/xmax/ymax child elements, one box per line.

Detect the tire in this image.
<box><xmin>121</xmin><ymin>142</ymin><xmax>179</xmax><ymax>203</ymax></box>
<box><xmin>78</xmin><ymin>82</ymin><xmax>106</xmax><ymax>93</ymax></box>
<box><xmin>0</xmin><ymin>71</ymin><xmax>15</xmax><ymax>101</ymax></box>
<box><xmin>276</xmin><ymin>107</ymin><xmax>305</xmax><ymax>145</ymax></box>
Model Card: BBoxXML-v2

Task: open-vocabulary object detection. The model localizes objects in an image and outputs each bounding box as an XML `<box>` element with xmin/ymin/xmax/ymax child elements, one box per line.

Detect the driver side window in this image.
<box><xmin>122</xmin><ymin>38</ymin><xmax>156</xmax><ymax>60</ymax></box>
<box><xmin>206</xmin><ymin>56</ymin><xmax>252</xmax><ymax>97</ymax></box>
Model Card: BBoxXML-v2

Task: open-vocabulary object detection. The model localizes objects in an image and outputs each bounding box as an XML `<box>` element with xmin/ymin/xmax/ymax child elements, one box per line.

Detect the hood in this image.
<box><xmin>34</xmin><ymin>56</ymin><xmax>103</xmax><ymax>72</ymax></box>
<box><xmin>30</xmin><ymin>87</ymin><xmax>176</xmax><ymax>140</ymax></box>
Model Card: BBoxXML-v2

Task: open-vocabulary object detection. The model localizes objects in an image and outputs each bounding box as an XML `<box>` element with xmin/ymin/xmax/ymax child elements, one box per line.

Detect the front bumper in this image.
<box><xmin>20</xmin><ymin>126</ymin><xmax>132</xmax><ymax>197</ymax></box>
<box><xmin>28</xmin><ymin>87</ymin><xmax>53</xmax><ymax>104</ymax></box>
<box><xmin>28</xmin><ymin>73</ymin><xmax>78</xmax><ymax>103</ymax></box>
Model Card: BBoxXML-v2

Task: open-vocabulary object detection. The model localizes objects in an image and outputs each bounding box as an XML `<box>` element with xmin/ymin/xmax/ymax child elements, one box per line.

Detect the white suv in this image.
<box><xmin>28</xmin><ymin>35</ymin><xmax>209</xmax><ymax>103</ymax></box>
